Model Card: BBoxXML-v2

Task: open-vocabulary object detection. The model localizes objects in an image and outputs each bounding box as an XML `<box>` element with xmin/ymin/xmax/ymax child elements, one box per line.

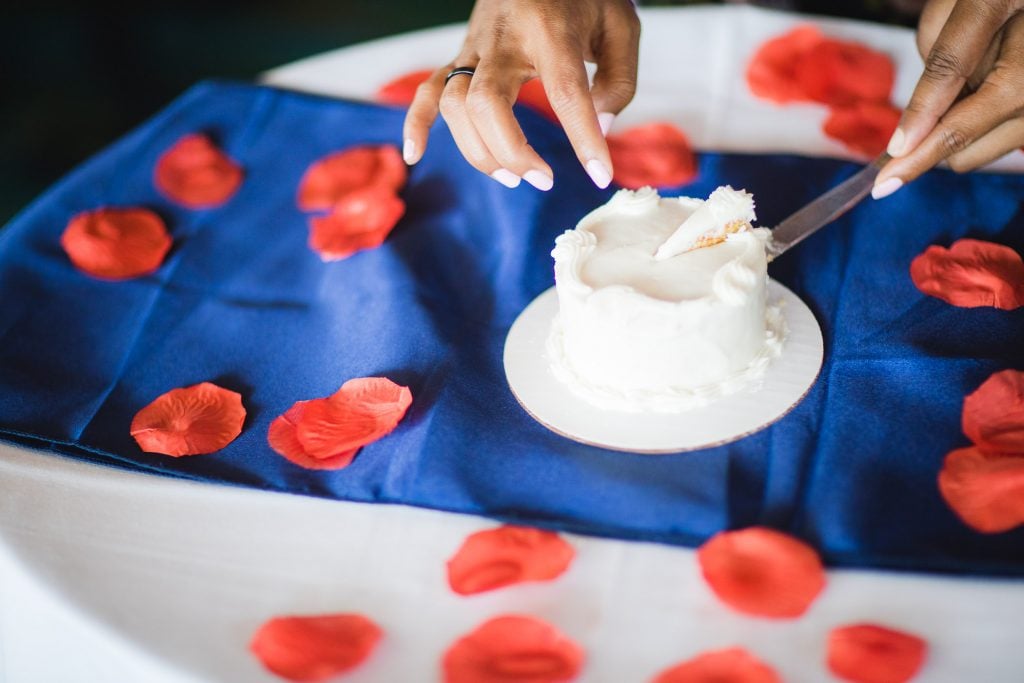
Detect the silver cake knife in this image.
<box><xmin>765</xmin><ymin>153</ymin><xmax>891</xmax><ymax>260</ymax></box>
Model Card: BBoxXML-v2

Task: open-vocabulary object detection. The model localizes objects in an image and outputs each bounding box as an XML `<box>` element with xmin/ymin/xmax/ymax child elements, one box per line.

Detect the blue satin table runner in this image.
<box><xmin>1</xmin><ymin>81</ymin><xmax>1022</xmax><ymax>575</ymax></box>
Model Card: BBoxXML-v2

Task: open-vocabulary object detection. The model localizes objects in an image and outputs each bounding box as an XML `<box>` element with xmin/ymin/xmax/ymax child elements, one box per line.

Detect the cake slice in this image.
<box><xmin>655</xmin><ymin>186</ymin><xmax>757</xmax><ymax>259</ymax></box>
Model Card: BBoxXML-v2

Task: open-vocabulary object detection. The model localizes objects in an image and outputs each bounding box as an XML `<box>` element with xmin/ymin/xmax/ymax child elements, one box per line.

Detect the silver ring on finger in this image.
<box><xmin>444</xmin><ymin>66</ymin><xmax>476</xmax><ymax>86</ymax></box>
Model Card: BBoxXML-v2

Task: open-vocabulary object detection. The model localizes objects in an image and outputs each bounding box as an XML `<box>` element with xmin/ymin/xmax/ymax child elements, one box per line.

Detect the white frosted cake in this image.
<box><xmin>548</xmin><ymin>186</ymin><xmax>786</xmax><ymax>413</ymax></box>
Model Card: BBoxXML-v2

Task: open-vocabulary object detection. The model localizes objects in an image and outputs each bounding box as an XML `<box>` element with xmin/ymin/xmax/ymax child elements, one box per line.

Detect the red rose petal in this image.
<box><xmin>938</xmin><ymin>446</ymin><xmax>1024</xmax><ymax>533</ymax></box>
<box><xmin>607</xmin><ymin>123</ymin><xmax>698</xmax><ymax>189</ymax></box>
<box><xmin>443</xmin><ymin>614</ymin><xmax>584</xmax><ymax>683</ymax></box>
<box><xmin>794</xmin><ymin>39</ymin><xmax>894</xmax><ymax>107</ymax></box>
<box><xmin>747</xmin><ymin>26</ymin><xmax>894</xmax><ymax>108</ymax></box>
<box><xmin>130</xmin><ymin>382</ymin><xmax>245</xmax><ymax>456</ymax></box>
<box><xmin>293</xmin><ymin>377</ymin><xmax>413</xmax><ymax>459</ymax></box>
<box><xmin>746</xmin><ymin>25</ymin><xmax>826</xmax><ymax>104</ymax></box>
<box><xmin>910</xmin><ymin>239</ymin><xmax>1024</xmax><ymax>310</ymax></box>
<box><xmin>962</xmin><ymin>370</ymin><xmax>1024</xmax><ymax>452</ymax></box>
<box><xmin>376</xmin><ymin>68</ymin><xmax>435</xmax><ymax>106</ymax></box>
<box><xmin>446</xmin><ymin>525</ymin><xmax>575</xmax><ymax>595</ymax></box>
<box><xmin>517</xmin><ymin>78</ymin><xmax>559</xmax><ymax>123</ymax></box>
<box><xmin>697</xmin><ymin>526</ymin><xmax>826</xmax><ymax>618</ymax></box>
<box><xmin>267</xmin><ymin>400</ymin><xmax>360</xmax><ymax>470</ymax></box>
<box><xmin>250</xmin><ymin>613</ymin><xmax>382</xmax><ymax>682</ymax></box>
<box><xmin>307</xmin><ymin>186</ymin><xmax>406</xmax><ymax>261</ymax></box>
<box><xmin>750</xmin><ymin>27</ymin><xmax>899</xmax><ymax>157</ymax></box>
<box><xmin>827</xmin><ymin>623</ymin><xmax>928</xmax><ymax>683</ymax></box>
<box><xmin>61</xmin><ymin>207</ymin><xmax>172</xmax><ymax>280</ymax></box>
<box><xmin>297</xmin><ymin>145</ymin><xmax>407</xmax><ymax>212</ymax></box>
<box><xmin>154</xmin><ymin>133</ymin><xmax>243</xmax><ymax>208</ymax></box>
<box><xmin>823</xmin><ymin>102</ymin><xmax>901</xmax><ymax>157</ymax></box>
<box><xmin>652</xmin><ymin>647</ymin><xmax>782</xmax><ymax>683</ymax></box>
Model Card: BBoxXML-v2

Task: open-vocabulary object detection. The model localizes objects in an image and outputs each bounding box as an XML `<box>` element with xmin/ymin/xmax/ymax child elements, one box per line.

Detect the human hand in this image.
<box><xmin>873</xmin><ymin>0</ymin><xmax>1024</xmax><ymax>199</ymax></box>
<box><xmin>402</xmin><ymin>0</ymin><xmax>640</xmax><ymax>191</ymax></box>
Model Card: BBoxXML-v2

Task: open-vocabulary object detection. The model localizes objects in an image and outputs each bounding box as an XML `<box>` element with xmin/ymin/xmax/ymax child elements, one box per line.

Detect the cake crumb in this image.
<box><xmin>690</xmin><ymin>220</ymin><xmax>752</xmax><ymax>251</ymax></box>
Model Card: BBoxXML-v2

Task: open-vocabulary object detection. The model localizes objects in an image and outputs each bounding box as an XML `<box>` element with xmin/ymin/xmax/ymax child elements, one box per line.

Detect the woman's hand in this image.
<box><xmin>402</xmin><ymin>0</ymin><xmax>640</xmax><ymax>191</ymax></box>
<box><xmin>874</xmin><ymin>0</ymin><xmax>1024</xmax><ymax>198</ymax></box>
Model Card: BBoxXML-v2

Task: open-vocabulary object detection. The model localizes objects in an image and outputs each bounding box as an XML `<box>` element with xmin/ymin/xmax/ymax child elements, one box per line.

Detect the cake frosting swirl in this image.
<box><xmin>548</xmin><ymin>186</ymin><xmax>786</xmax><ymax>413</ymax></box>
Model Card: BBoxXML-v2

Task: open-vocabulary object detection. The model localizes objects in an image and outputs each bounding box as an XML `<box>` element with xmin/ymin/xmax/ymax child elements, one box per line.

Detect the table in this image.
<box><xmin>2</xmin><ymin>6</ymin><xmax>1023</xmax><ymax>682</ymax></box>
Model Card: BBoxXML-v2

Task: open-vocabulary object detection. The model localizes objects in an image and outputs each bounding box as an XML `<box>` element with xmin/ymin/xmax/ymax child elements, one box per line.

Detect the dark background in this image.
<box><xmin>2</xmin><ymin>1</ymin><xmax>475</xmax><ymax>225</ymax></box>
<box><xmin>2</xmin><ymin>0</ymin><xmax>918</xmax><ymax>226</ymax></box>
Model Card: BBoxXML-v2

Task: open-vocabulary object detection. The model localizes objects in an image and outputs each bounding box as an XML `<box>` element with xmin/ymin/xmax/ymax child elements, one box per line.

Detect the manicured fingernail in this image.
<box><xmin>403</xmin><ymin>138</ymin><xmax>416</xmax><ymax>164</ymax></box>
<box><xmin>523</xmin><ymin>169</ymin><xmax>554</xmax><ymax>191</ymax></box>
<box><xmin>886</xmin><ymin>128</ymin><xmax>905</xmax><ymax>157</ymax></box>
<box><xmin>597</xmin><ymin>112</ymin><xmax>616</xmax><ymax>137</ymax></box>
<box><xmin>490</xmin><ymin>168</ymin><xmax>521</xmax><ymax>188</ymax></box>
<box><xmin>585</xmin><ymin>159</ymin><xmax>612</xmax><ymax>189</ymax></box>
<box><xmin>871</xmin><ymin>177</ymin><xmax>903</xmax><ymax>200</ymax></box>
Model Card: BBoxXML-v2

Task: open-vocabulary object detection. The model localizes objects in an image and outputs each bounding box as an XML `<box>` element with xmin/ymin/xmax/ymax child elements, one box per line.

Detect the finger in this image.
<box><xmin>873</xmin><ymin>84</ymin><xmax>1019</xmax><ymax>197</ymax></box>
<box><xmin>947</xmin><ymin>117</ymin><xmax>1024</xmax><ymax>172</ymax></box>
<box><xmin>439</xmin><ymin>65</ymin><xmax>524</xmax><ymax>188</ymax></box>
<box><xmin>916</xmin><ymin>0</ymin><xmax>956</xmax><ymax>59</ymax></box>
<box><xmin>918</xmin><ymin>0</ymin><xmax>1005</xmax><ymax>93</ymax></box>
<box><xmin>536</xmin><ymin>45</ymin><xmax>613</xmax><ymax>188</ymax></box>
<box><xmin>465</xmin><ymin>55</ymin><xmax>554</xmax><ymax>187</ymax></box>
<box><xmin>403</xmin><ymin>65</ymin><xmax>450</xmax><ymax>165</ymax></box>
<box><xmin>589</xmin><ymin>4</ymin><xmax>641</xmax><ymax>135</ymax></box>
<box><xmin>875</xmin><ymin>13</ymin><xmax>1024</xmax><ymax>197</ymax></box>
<box><xmin>889</xmin><ymin>0</ymin><xmax>1013</xmax><ymax>158</ymax></box>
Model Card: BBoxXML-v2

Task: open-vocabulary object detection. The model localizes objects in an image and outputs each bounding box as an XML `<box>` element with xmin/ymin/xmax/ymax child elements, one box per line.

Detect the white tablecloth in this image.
<box><xmin>3</xmin><ymin>7</ymin><xmax>1023</xmax><ymax>682</ymax></box>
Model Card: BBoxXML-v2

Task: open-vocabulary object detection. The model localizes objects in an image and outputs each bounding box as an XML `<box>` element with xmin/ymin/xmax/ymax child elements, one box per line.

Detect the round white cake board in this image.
<box><xmin>503</xmin><ymin>280</ymin><xmax>824</xmax><ymax>453</ymax></box>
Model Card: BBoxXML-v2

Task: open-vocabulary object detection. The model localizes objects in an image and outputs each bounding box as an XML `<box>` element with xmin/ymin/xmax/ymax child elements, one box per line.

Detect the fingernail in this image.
<box><xmin>597</xmin><ymin>112</ymin><xmax>616</xmax><ymax>137</ymax></box>
<box><xmin>886</xmin><ymin>128</ymin><xmax>905</xmax><ymax>157</ymax></box>
<box><xmin>402</xmin><ymin>138</ymin><xmax>416</xmax><ymax>164</ymax></box>
<box><xmin>871</xmin><ymin>177</ymin><xmax>903</xmax><ymax>200</ymax></box>
<box><xmin>585</xmin><ymin>159</ymin><xmax>612</xmax><ymax>189</ymax></box>
<box><xmin>490</xmin><ymin>168</ymin><xmax>521</xmax><ymax>189</ymax></box>
<box><xmin>523</xmin><ymin>169</ymin><xmax>554</xmax><ymax>191</ymax></box>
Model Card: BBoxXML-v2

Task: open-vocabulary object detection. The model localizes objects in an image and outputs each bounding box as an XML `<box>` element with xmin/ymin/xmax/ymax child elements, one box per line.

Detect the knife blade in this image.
<box><xmin>765</xmin><ymin>153</ymin><xmax>890</xmax><ymax>260</ymax></box>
